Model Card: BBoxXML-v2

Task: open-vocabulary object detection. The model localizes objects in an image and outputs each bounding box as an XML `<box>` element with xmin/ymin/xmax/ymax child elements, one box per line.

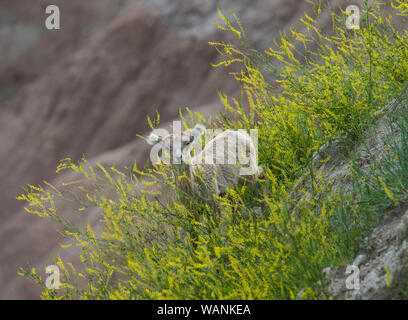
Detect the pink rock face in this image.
<box><xmin>1</xmin><ymin>0</ymin><xmax>400</xmax><ymax>299</ymax></box>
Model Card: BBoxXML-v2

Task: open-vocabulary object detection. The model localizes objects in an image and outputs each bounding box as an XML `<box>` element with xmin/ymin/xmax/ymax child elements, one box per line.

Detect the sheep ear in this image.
<box><xmin>190</xmin><ymin>124</ymin><xmax>206</xmax><ymax>141</ymax></box>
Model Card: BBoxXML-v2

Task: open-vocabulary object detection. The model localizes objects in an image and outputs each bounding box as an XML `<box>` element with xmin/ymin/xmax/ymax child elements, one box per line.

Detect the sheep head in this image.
<box><xmin>146</xmin><ymin>124</ymin><xmax>206</xmax><ymax>165</ymax></box>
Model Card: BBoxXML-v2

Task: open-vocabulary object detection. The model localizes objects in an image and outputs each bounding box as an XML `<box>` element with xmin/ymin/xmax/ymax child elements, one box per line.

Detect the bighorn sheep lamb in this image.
<box><xmin>146</xmin><ymin>123</ymin><xmax>263</xmax><ymax>207</ymax></box>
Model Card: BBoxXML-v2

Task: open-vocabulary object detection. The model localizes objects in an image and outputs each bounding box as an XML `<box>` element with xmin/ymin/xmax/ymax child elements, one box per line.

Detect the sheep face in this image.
<box><xmin>146</xmin><ymin>124</ymin><xmax>205</xmax><ymax>165</ymax></box>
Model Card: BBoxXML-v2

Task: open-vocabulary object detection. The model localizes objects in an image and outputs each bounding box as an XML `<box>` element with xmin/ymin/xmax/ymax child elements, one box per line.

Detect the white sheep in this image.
<box><xmin>146</xmin><ymin>123</ymin><xmax>263</xmax><ymax>207</ymax></box>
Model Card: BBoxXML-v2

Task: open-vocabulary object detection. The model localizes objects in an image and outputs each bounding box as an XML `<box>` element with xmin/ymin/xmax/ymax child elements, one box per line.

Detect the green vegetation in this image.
<box><xmin>18</xmin><ymin>0</ymin><xmax>408</xmax><ymax>299</ymax></box>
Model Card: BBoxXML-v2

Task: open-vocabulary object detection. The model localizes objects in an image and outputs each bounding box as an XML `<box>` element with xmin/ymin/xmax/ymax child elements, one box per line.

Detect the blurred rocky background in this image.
<box><xmin>0</xmin><ymin>0</ymin><xmax>379</xmax><ymax>299</ymax></box>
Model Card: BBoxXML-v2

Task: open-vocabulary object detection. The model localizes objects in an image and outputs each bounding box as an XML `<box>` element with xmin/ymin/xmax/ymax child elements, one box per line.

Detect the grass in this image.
<box><xmin>16</xmin><ymin>0</ymin><xmax>408</xmax><ymax>299</ymax></box>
